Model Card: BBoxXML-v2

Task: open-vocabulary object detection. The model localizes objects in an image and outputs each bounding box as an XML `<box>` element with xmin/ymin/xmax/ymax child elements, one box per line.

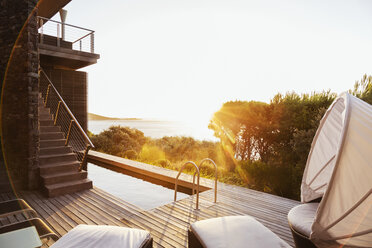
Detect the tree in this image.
<box><xmin>209</xmin><ymin>91</ymin><xmax>336</xmax><ymax>199</ymax></box>
<box><xmin>350</xmin><ymin>74</ymin><xmax>372</xmax><ymax>104</ymax></box>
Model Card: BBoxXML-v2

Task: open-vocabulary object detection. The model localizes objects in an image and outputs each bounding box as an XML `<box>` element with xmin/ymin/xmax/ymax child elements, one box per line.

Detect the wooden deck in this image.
<box><xmin>0</xmin><ymin>184</ymin><xmax>299</xmax><ymax>247</ymax></box>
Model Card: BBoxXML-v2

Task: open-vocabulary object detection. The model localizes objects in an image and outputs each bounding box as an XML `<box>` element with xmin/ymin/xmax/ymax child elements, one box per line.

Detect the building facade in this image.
<box><xmin>0</xmin><ymin>0</ymin><xmax>98</xmax><ymax>193</ymax></box>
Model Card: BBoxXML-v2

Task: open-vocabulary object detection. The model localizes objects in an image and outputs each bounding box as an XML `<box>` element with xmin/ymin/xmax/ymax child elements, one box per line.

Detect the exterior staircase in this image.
<box><xmin>38</xmin><ymin>95</ymin><xmax>92</xmax><ymax>197</ymax></box>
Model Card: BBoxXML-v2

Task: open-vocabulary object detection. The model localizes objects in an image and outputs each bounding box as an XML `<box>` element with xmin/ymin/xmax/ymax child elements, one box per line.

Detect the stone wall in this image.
<box><xmin>0</xmin><ymin>0</ymin><xmax>39</xmax><ymax>189</ymax></box>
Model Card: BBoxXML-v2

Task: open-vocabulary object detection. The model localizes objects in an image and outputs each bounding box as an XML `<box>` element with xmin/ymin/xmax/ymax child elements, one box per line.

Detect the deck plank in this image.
<box><xmin>1</xmin><ymin>182</ymin><xmax>298</xmax><ymax>247</ymax></box>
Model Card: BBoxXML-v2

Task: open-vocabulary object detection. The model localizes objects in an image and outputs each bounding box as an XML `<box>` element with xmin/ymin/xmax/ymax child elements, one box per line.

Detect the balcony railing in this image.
<box><xmin>37</xmin><ymin>16</ymin><xmax>95</xmax><ymax>53</ymax></box>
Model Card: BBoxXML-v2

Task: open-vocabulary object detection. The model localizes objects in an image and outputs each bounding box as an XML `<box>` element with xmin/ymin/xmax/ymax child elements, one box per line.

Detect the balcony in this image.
<box><xmin>38</xmin><ymin>17</ymin><xmax>100</xmax><ymax>70</ymax></box>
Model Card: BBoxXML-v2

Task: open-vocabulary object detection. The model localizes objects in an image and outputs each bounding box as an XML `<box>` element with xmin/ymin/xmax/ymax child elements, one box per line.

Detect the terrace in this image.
<box><xmin>1</xmin><ymin>6</ymin><xmax>300</xmax><ymax>245</ymax></box>
<box><xmin>1</xmin><ymin>159</ymin><xmax>299</xmax><ymax>247</ymax></box>
<box><xmin>0</xmin><ymin>1</ymin><xmax>343</xmax><ymax>248</ymax></box>
<box><xmin>2</xmin><ymin>0</ymin><xmax>371</xmax><ymax>247</ymax></box>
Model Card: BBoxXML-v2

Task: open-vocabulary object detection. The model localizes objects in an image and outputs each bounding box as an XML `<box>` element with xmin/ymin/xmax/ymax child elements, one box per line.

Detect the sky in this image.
<box><xmin>55</xmin><ymin>0</ymin><xmax>372</xmax><ymax>127</ymax></box>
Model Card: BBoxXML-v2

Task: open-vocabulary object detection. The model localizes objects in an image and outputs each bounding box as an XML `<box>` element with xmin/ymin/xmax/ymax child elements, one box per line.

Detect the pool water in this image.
<box><xmin>87</xmin><ymin>163</ymin><xmax>189</xmax><ymax>210</ymax></box>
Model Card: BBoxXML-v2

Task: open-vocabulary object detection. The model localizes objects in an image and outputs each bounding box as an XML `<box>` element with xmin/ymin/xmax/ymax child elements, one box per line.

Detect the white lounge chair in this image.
<box><xmin>188</xmin><ymin>216</ymin><xmax>290</xmax><ymax>248</ymax></box>
<box><xmin>288</xmin><ymin>93</ymin><xmax>372</xmax><ymax>248</ymax></box>
<box><xmin>50</xmin><ymin>225</ymin><xmax>153</xmax><ymax>248</ymax></box>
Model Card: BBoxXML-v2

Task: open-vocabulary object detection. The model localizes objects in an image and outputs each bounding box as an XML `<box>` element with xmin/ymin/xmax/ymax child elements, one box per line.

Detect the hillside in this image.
<box><xmin>88</xmin><ymin>113</ymin><xmax>140</xmax><ymax>121</ymax></box>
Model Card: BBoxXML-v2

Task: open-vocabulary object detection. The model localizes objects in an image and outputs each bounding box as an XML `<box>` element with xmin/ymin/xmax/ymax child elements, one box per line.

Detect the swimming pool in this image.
<box><xmin>87</xmin><ymin>163</ymin><xmax>189</xmax><ymax>210</ymax></box>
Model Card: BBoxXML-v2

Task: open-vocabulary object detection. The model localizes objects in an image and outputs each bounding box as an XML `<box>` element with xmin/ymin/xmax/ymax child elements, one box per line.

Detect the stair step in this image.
<box><xmin>39</xmin><ymin>153</ymin><xmax>77</xmax><ymax>165</ymax></box>
<box><xmin>44</xmin><ymin>179</ymin><xmax>93</xmax><ymax>197</ymax></box>
<box><xmin>40</xmin><ymin>132</ymin><xmax>64</xmax><ymax>140</ymax></box>
<box><xmin>40</xmin><ymin>126</ymin><xmax>61</xmax><ymax>133</ymax></box>
<box><xmin>40</xmin><ymin>139</ymin><xmax>66</xmax><ymax>148</ymax></box>
<box><xmin>38</xmin><ymin>88</ymin><xmax>92</xmax><ymax>198</ymax></box>
<box><xmin>41</xmin><ymin>170</ymin><xmax>88</xmax><ymax>185</ymax></box>
<box><xmin>38</xmin><ymin>108</ymin><xmax>50</xmax><ymax>115</ymax></box>
<box><xmin>39</xmin><ymin>161</ymin><xmax>80</xmax><ymax>175</ymax></box>
<box><xmin>40</xmin><ymin>119</ymin><xmax>54</xmax><ymax>126</ymax></box>
<box><xmin>39</xmin><ymin>146</ymin><xmax>72</xmax><ymax>156</ymax></box>
<box><xmin>39</xmin><ymin>113</ymin><xmax>52</xmax><ymax>120</ymax></box>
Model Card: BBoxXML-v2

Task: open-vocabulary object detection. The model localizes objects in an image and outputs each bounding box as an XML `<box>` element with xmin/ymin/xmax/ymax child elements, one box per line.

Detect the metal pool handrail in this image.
<box><xmin>174</xmin><ymin>161</ymin><xmax>200</xmax><ymax>210</ymax></box>
<box><xmin>199</xmin><ymin>158</ymin><xmax>218</xmax><ymax>203</ymax></box>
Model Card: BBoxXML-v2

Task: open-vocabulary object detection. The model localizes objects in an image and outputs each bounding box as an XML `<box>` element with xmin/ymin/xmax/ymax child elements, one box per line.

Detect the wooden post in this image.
<box><xmin>40</xmin><ymin>18</ymin><xmax>44</xmax><ymax>44</ymax></box>
<box><xmin>54</xmin><ymin>101</ymin><xmax>62</xmax><ymax>125</ymax></box>
<box><xmin>57</xmin><ymin>23</ymin><xmax>60</xmax><ymax>47</ymax></box>
<box><xmin>65</xmin><ymin>120</ymin><xmax>74</xmax><ymax>146</ymax></box>
<box><xmin>79</xmin><ymin>145</ymin><xmax>91</xmax><ymax>171</ymax></box>
<box><xmin>44</xmin><ymin>85</ymin><xmax>51</xmax><ymax>107</ymax></box>
<box><xmin>90</xmin><ymin>32</ymin><xmax>94</xmax><ymax>53</ymax></box>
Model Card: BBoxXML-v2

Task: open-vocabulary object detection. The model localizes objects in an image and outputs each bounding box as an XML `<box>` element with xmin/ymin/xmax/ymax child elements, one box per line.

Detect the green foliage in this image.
<box><xmin>148</xmin><ymin>136</ymin><xmax>218</xmax><ymax>163</ymax></box>
<box><xmin>350</xmin><ymin>74</ymin><xmax>372</xmax><ymax>104</ymax></box>
<box><xmin>209</xmin><ymin>91</ymin><xmax>336</xmax><ymax>199</ymax></box>
<box><xmin>90</xmin><ymin>126</ymin><xmax>147</xmax><ymax>157</ymax></box>
<box><xmin>138</xmin><ymin>144</ymin><xmax>166</xmax><ymax>163</ymax></box>
<box><xmin>123</xmin><ymin>149</ymin><xmax>137</xmax><ymax>159</ymax></box>
<box><xmin>155</xmin><ymin>159</ymin><xmax>171</xmax><ymax>168</ymax></box>
<box><xmin>209</xmin><ymin>91</ymin><xmax>335</xmax><ymax>164</ymax></box>
<box><xmin>241</xmin><ymin>160</ymin><xmax>297</xmax><ymax>198</ymax></box>
<box><xmin>89</xmin><ymin>75</ymin><xmax>372</xmax><ymax>201</ymax></box>
<box><xmin>91</xmin><ymin>127</ymin><xmax>237</xmax><ymax>187</ymax></box>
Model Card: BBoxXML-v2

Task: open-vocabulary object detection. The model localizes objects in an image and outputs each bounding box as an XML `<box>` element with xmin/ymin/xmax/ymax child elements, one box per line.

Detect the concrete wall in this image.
<box><xmin>0</xmin><ymin>0</ymin><xmax>40</xmax><ymax>189</ymax></box>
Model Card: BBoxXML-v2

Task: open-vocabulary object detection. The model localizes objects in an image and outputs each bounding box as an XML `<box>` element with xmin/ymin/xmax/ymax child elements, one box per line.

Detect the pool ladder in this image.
<box><xmin>174</xmin><ymin>158</ymin><xmax>218</xmax><ymax>210</ymax></box>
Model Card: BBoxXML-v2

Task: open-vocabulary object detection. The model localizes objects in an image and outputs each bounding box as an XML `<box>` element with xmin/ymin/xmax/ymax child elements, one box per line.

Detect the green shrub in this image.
<box><xmin>155</xmin><ymin>159</ymin><xmax>171</xmax><ymax>168</ymax></box>
<box><xmin>123</xmin><ymin>149</ymin><xmax>137</xmax><ymax>160</ymax></box>
<box><xmin>138</xmin><ymin>144</ymin><xmax>166</xmax><ymax>163</ymax></box>
<box><xmin>91</xmin><ymin>126</ymin><xmax>147</xmax><ymax>157</ymax></box>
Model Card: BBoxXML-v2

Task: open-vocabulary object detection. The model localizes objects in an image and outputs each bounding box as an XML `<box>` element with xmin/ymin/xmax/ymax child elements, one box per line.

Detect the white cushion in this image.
<box><xmin>190</xmin><ymin>216</ymin><xmax>290</xmax><ymax>248</ymax></box>
<box><xmin>50</xmin><ymin>225</ymin><xmax>150</xmax><ymax>248</ymax></box>
<box><xmin>287</xmin><ymin>203</ymin><xmax>319</xmax><ymax>237</ymax></box>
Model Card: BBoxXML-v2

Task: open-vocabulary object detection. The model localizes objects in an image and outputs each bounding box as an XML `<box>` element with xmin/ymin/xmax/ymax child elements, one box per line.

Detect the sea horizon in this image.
<box><xmin>88</xmin><ymin>118</ymin><xmax>218</xmax><ymax>141</ymax></box>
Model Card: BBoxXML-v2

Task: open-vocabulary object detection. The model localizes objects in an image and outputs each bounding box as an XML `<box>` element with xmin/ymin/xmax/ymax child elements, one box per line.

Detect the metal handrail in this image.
<box><xmin>174</xmin><ymin>161</ymin><xmax>200</xmax><ymax>210</ymax></box>
<box><xmin>40</xmin><ymin>68</ymin><xmax>94</xmax><ymax>148</ymax></box>
<box><xmin>72</xmin><ymin>32</ymin><xmax>93</xmax><ymax>44</ymax></box>
<box><xmin>38</xmin><ymin>16</ymin><xmax>94</xmax><ymax>32</ymax></box>
<box><xmin>199</xmin><ymin>158</ymin><xmax>218</xmax><ymax>203</ymax></box>
<box><xmin>37</xmin><ymin>16</ymin><xmax>95</xmax><ymax>53</ymax></box>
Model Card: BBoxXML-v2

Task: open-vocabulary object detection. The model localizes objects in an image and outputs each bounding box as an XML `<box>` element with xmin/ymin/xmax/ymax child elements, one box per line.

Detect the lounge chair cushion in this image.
<box><xmin>287</xmin><ymin>203</ymin><xmax>319</xmax><ymax>237</ymax></box>
<box><xmin>190</xmin><ymin>215</ymin><xmax>290</xmax><ymax>248</ymax></box>
<box><xmin>50</xmin><ymin>225</ymin><xmax>151</xmax><ymax>248</ymax></box>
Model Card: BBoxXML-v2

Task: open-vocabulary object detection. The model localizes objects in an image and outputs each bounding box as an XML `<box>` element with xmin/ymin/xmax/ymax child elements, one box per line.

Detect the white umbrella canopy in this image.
<box><xmin>300</xmin><ymin>93</ymin><xmax>372</xmax><ymax>247</ymax></box>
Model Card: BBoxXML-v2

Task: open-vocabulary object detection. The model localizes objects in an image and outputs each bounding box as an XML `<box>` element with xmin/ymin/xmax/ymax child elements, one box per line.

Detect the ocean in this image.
<box><xmin>88</xmin><ymin>119</ymin><xmax>217</xmax><ymax>141</ymax></box>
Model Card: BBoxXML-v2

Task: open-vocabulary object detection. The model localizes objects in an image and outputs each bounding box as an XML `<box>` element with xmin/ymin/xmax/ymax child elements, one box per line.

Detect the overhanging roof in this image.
<box><xmin>37</xmin><ymin>0</ymin><xmax>72</xmax><ymax>19</ymax></box>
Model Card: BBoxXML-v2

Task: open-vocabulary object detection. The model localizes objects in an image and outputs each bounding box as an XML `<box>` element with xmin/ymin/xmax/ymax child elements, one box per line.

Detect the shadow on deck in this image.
<box><xmin>0</xmin><ymin>185</ymin><xmax>299</xmax><ymax>248</ymax></box>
